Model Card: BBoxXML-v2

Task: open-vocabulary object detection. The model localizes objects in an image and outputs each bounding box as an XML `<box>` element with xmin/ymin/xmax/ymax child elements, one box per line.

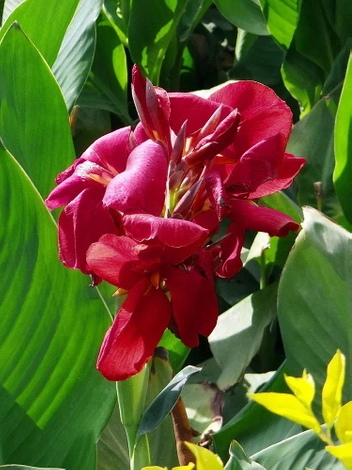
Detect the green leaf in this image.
<box><xmin>214</xmin><ymin>0</ymin><xmax>268</xmax><ymax>36</ymax></box>
<box><xmin>334</xmin><ymin>52</ymin><xmax>352</xmax><ymax>224</ymax></box>
<box><xmin>158</xmin><ymin>329</ymin><xmax>189</xmax><ymax>373</ymax></box>
<box><xmin>209</xmin><ymin>283</ymin><xmax>278</xmax><ymax>389</ymax></box>
<box><xmin>229</xmin><ymin>34</ymin><xmax>284</xmax><ymax>86</ymax></box>
<box><xmin>225</xmin><ymin>441</ymin><xmax>266</xmax><ymax>470</ymax></box>
<box><xmin>2</xmin><ymin>0</ymin><xmax>21</xmax><ymax>23</ymax></box>
<box><xmin>177</xmin><ymin>0</ymin><xmax>212</xmax><ymax>43</ymax></box>
<box><xmin>0</xmin><ymin>23</ymin><xmax>75</xmax><ymax>199</ymax></box>
<box><xmin>0</xmin><ymin>467</ymin><xmax>64</xmax><ymax>470</ymax></box>
<box><xmin>87</xmin><ymin>20</ymin><xmax>131</xmax><ymax>125</ymax></box>
<box><xmin>128</xmin><ymin>0</ymin><xmax>190</xmax><ymax>84</ymax></box>
<box><xmin>0</xmin><ymin>143</ymin><xmax>115</xmax><ymax>468</ymax></box>
<box><xmin>102</xmin><ymin>0</ymin><xmax>128</xmax><ymax>46</ymax></box>
<box><xmin>287</xmin><ymin>94</ymin><xmax>341</xmax><ymax>219</ymax></box>
<box><xmin>144</xmin><ymin>350</ymin><xmax>178</xmax><ymax>468</ymax></box>
<box><xmin>213</xmin><ymin>364</ymin><xmax>301</xmax><ymax>462</ymax></box>
<box><xmin>52</xmin><ymin>0</ymin><xmax>103</xmax><ymax>111</ymax></box>
<box><xmin>258</xmin><ymin>0</ymin><xmax>301</xmax><ymax>50</ymax></box>
<box><xmin>136</xmin><ymin>366</ymin><xmax>200</xmax><ymax>442</ymax></box>
<box><xmin>278</xmin><ymin>207</ymin><xmax>352</xmax><ymax>413</ymax></box>
<box><xmin>252</xmin><ymin>429</ymin><xmax>344</xmax><ymax>469</ymax></box>
<box><xmin>0</xmin><ymin>0</ymin><xmax>80</xmax><ymax>66</ymax></box>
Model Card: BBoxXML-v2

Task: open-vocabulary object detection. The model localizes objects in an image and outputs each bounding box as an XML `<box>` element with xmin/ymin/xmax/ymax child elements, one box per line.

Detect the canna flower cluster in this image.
<box><xmin>46</xmin><ymin>66</ymin><xmax>305</xmax><ymax>381</ymax></box>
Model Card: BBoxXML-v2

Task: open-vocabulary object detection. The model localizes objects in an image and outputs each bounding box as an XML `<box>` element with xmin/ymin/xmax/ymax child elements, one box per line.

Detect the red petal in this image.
<box><xmin>169</xmin><ymin>92</ymin><xmax>233</xmax><ymax>136</ymax></box>
<box><xmin>225</xmin><ymin>133</ymin><xmax>287</xmax><ymax>196</ymax></box>
<box><xmin>123</xmin><ymin>214</ymin><xmax>209</xmax><ymax>264</ymax></box>
<box><xmin>82</xmin><ymin>126</ymin><xmax>132</xmax><ymax>174</ymax></box>
<box><xmin>58</xmin><ymin>187</ymin><xmax>118</xmax><ymax>274</ymax></box>
<box><xmin>209</xmin><ymin>81</ymin><xmax>292</xmax><ymax>158</ymax></box>
<box><xmin>97</xmin><ymin>279</ymin><xmax>172</xmax><ymax>381</ymax></box>
<box><xmin>215</xmin><ymin>223</ymin><xmax>244</xmax><ymax>278</ymax></box>
<box><xmin>229</xmin><ymin>199</ymin><xmax>300</xmax><ymax>237</ymax></box>
<box><xmin>249</xmin><ymin>154</ymin><xmax>306</xmax><ymax>199</ymax></box>
<box><xmin>86</xmin><ymin>234</ymin><xmax>145</xmax><ymax>289</ymax></box>
<box><xmin>103</xmin><ymin>140</ymin><xmax>167</xmax><ymax>216</ymax></box>
<box><xmin>165</xmin><ymin>266</ymin><xmax>218</xmax><ymax>348</ymax></box>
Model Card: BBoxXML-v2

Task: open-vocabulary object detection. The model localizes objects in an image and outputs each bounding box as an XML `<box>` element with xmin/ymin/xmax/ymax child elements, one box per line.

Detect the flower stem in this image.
<box><xmin>171</xmin><ymin>396</ymin><xmax>196</xmax><ymax>466</ymax></box>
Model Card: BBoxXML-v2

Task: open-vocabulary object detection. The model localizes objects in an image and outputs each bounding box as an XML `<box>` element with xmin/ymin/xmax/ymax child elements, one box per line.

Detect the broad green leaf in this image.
<box><xmin>209</xmin><ymin>283</ymin><xmax>278</xmax><ymax>389</ymax></box>
<box><xmin>287</xmin><ymin>95</ymin><xmax>341</xmax><ymax>219</ymax></box>
<box><xmin>97</xmin><ymin>402</ymin><xmax>130</xmax><ymax>470</ymax></box>
<box><xmin>225</xmin><ymin>441</ymin><xmax>265</xmax><ymax>470</ymax></box>
<box><xmin>213</xmin><ymin>364</ymin><xmax>301</xmax><ymax>462</ymax></box>
<box><xmin>87</xmin><ymin>20</ymin><xmax>131</xmax><ymax>125</ymax></box>
<box><xmin>182</xmin><ymin>382</ymin><xmax>224</xmax><ymax>435</ymax></box>
<box><xmin>333</xmin><ymin>53</ymin><xmax>352</xmax><ymax>224</ymax></box>
<box><xmin>251</xmin><ymin>393</ymin><xmax>321</xmax><ymax>434</ymax></box>
<box><xmin>294</xmin><ymin>0</ymin><xmax>339</xmax><ymax>75</ymax></box>
<box><xmin>128</xmin><ymin>0</ymin><xmax>189</xmax><ymax>84</ymax></box>
<box><xmin>2</xmin><ymin>0</ymin><xmax>22</xmax><ymax>23</ymax></box>
<box><xmin>52</xmin><ymin>0</ymin><xmax>103</xmax><ymax>111</ymax></box>
<box><xmin>229</xmin><ymin>34</ymin><xmax>284</xmax><ymax>86</ymax></box>
<box><xmin>322</xmin><ymin>350</ymin><xmax>345</xmax><ymax>429</ymax></box>
<box><xmin>177</xmin><ymin>0</ymin><xmax>212</xmax><ymax>43</ymax></box>
<box><xmin>0</xmin><ymin>144</ymin><xmax>115</xmax><ymax>468</ymax></box>
<box><xmin>145</xmin><ymin>350</ymin><xmax>178</xmax><ymax>468</ymax></box>
<box><xmin>102</xmin><ymin>0</ymin><xmax>128</xmax><ymax>46</ymax></box>
<box><xmin>335</xmin><ymin>402</ymin><xmax>352</xmax><ymax>444</ymax></box>
<box><xmin>213</xmin><ymin>0</ymin><xmax>268</xmax><ymax>36</ymax></box>
<box><xmin>0</xmin><ymin>467</ymin><xmax>64</xmax><ymax>470</ymax></box>
<box><xmin>0</xmin><ymin>23</ymin><xmax>75</xmax><ymax>198</ymax></box>
<box><xmin>281</xmin><ymin>43</ymin><xmax>324</xmax><ymax>115</ymax></box>
<box><xmin>278</xmin><ymin>207</ymin><xmax>352</xmax><ymax>413</ymax></box>
<box><xmin>258</xmin><ymin>0</ymin><xmax>301</xmax><ymax>50</ymax></box>
<box><xmin>252</xmin><ymin>429</ymin><xmax>344</xmax><ymax>469</ymax></box>
<box><xmin>0</xmin><ymin>0</ymin><xmax>80</xmax><ymax>66</ymax></box>
<box><xmin>158</xmin><ymin>329</ymin><xmax>189</xmax><ymax>373</ymax></box>
<box><xmin>136</xmin><ymin>366</ymin><xmax>200</xmax><ymax>442</ymax></box>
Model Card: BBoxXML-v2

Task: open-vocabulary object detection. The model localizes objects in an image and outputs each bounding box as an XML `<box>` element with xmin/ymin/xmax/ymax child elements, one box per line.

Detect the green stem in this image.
<box><xmin>131</xmin><ymin>434</ymin><xmax>151</xmax><ymax>470</ymax></box>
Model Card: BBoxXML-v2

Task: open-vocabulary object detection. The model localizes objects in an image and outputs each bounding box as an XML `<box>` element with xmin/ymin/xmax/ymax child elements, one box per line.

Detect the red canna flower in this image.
<box><xmin>45</xmin><ymin>128</ymin><xmax>167</xmax><ymax>276</ymax></box>
<box><xmin>86</xmin><ymin>227</ymin><xmax>218</xmax><ymax>381</ymax></box>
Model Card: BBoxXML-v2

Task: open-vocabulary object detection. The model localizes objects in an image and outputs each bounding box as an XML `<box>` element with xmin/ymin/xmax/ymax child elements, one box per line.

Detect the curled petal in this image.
<box><xmin>165</xmin><ymin>265</ymin><xmax>218</xmax><ymax>348</ymax></box>
<box><xmin>97</xmin><ymin>278</ymin><xmax>172</xmax><ymax>381</ymax></box>
<box><xmin>103</xmin><ymin>140</ymin><xmax>167</xmax><ymax>216</ymax></box>
<box><xmin>58</xmin><ymin>187</ymin><xmax>118</xmax><ymax>274</ymax></box>
<box><xmin>215</xmin><ymin>223</ymin><xmax>244</xmax><ymax>279</ymax></box>
<box><xmin>123</xmin><ymin>214</ymin><xmax>209</xmax><ymax>264</ymax></box>
<box><xmin>228</xmin><ymin>200</ymin><xmax>300</xmax><ymax>237</ymax></box>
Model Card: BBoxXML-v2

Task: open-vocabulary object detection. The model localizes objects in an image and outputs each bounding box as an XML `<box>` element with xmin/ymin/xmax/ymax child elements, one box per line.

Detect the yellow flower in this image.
<box><xmin>250</xmin><ymin>370</ymin><xmax>321</xmax><ymax>435</ymax></box>
<box><xmin>141</xmin><ymin>443</ymin><xmax>223</xmax><ymax>470</ymax></box>
<box><xmin>322</xmin><ymin>349</ymin><xmax>345</xmax><ymax>429</ymax></box>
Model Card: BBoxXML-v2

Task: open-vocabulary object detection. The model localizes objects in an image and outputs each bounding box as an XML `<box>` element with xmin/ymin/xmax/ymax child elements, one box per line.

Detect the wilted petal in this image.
<box><xmin>123</xmin><ymin>214</ymin><xmax>209</xmax><ymax>264</ymax></box>
<box><xmin>228</xmin><ymin>200</ymin><xmax>300</xmax><ymax>237</ymax></box>
<box><xmin>58</xmin><ymin>187</ymin><xmax>118</xmax><ymax>273</ymax></box>
<box><xmin>97</xmin><ymin>278</ymin><xmax>172</xmax><ymax>381</ymax></box>
<box><xmin>165</xmin><ymin>265</ymin><xmax>218</xmax><ymax>348</ymax></box>
<box><xmin>103</xmin><ymin>140</ymin><xmax>167</xmax><ymax>216</ymax></box>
